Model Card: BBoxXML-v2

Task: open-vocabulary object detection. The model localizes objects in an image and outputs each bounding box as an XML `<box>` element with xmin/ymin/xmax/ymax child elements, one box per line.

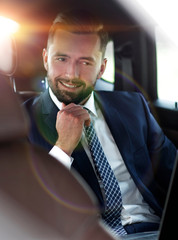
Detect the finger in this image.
<box><xmin>60</xmin><ymin>103</ymin><xmax>77</xmax><ymax>112</ymax></box>
<box><xmin>60</xmin><ymin>103</ymin><xmax>85</xmax><ymax>114</ymax></box>
<box><xmin>59</xmin><ymin>103</ymin><xmax>90</xmax><ymax>125</ymax></box>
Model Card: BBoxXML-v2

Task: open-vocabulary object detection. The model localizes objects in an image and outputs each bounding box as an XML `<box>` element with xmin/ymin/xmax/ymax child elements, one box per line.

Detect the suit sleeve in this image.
<box><xmin>139</xmin><ymin>94</ymin><xmax>177</xmax><ymax>190</ymax></box>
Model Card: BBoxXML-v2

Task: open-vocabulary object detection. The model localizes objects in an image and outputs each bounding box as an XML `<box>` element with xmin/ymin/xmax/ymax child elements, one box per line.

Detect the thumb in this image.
<box><xmin>84</xmin><ymin>118</ymin><xmax>91</xmax><ymax>127</ymax></box>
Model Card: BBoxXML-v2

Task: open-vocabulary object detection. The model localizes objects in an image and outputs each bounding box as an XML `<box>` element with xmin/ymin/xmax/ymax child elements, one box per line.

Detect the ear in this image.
<box><xmin>42</xmin><ymin>48</ymin><xmax>48</xmax><ymax>71</ymax></box>
<box><xmin>97</xmin><ymin>58</ymin><xmax>107</xmax><ymax>79</ymax></box>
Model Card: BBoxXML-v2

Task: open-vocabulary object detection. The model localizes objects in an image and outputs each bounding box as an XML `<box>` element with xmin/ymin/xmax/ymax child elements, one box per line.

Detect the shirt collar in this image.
<box><xmin>49</xmin><ymin>87</ymin><xmax>98</xmax><ymax>117</ymax></box>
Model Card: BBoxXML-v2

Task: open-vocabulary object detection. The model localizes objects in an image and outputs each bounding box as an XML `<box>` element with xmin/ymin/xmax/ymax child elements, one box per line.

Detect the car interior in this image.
<box><xmin>0</xmin><ymin>37</ymin><xmax>116</xmax><ymax>239</ymax></box>
<box><xmin>1</xmin><ymin>0</ymin><xmax>177</xmax><ymax>147</ymax></box>
<box><xmin>0</xmin><ymin>0</ymin><xmax>178</xmax><ymax>238</ymax></box>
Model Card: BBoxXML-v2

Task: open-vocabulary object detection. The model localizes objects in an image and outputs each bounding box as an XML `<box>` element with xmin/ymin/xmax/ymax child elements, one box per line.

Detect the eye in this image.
<box><xmin>57</xmin><ymin>57</ymin><xmax>66</xmax><ymax>62</ymax></box>
<box><xmin>81</xmin><ymin>60</ymin><xmax>92</xmax><ymax>66</ymax></box>
<box><xmin>83</xmin><ymin>61</ymin><xmax>89</xmax><ymax>65</ymax></box>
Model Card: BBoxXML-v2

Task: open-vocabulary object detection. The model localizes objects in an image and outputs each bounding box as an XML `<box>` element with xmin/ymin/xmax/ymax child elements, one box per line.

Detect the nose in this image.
<box><xmin>65</xmin><ymin>61</ymin><xmax>79</xmax><ymax>79</ymax></box>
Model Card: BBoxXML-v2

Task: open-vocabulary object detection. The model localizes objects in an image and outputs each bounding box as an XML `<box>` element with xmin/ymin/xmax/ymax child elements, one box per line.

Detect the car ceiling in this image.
<box><xmin>0</xmin><ymin>0</ymin><xmax>136</xmax><ymax>29</ymax></box>
<box><xmin>0</xmin><ymin>0</ymin><xmax>147</xmax><ymax>91</ymax></box>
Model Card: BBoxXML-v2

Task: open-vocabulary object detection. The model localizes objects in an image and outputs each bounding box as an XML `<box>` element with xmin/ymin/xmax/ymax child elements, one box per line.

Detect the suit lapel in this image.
<box><xmin>95</xmin><ymin>92</ymin><xmax>164</xmax><ymax>214</ymax></box>
<box><xmin>94</xmin><ymin>91</ymin><xmax>134</xmax><ymax>170</ymax></box>
<box><xmin>37</xmin><ymin>90</ymin><xmax>59</xmax><ymax>145</ymax></box>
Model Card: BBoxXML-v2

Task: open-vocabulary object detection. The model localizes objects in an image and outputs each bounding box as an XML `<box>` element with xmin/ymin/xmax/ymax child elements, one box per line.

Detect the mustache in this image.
<box><xmin>55</xmin><ymin>77</ymin><xmax>85</xmax><ymax>86</ymax></box>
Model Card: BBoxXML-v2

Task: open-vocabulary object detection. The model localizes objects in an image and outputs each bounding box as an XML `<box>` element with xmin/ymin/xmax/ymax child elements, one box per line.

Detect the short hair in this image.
<box><xmin>47</xmin><ymin>9</ymin><xmax>109</xmax><ymax>57</ymax></box>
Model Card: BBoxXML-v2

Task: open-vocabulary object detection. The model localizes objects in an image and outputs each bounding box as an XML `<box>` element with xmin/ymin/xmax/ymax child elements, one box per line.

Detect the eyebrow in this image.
<box><xmin>53</xmin><ymin>53</ymin><xmax>95</xmax><ymax>62</ymax></box>
<box><xmin>79</xmin><ymin>57</ymin><xmax>95</xmax><ymax>62</ymax></box>
<box><xmin>53</xmin><ymin>53</ymin><xmax>68</xmax><ymax>57</ymax></box>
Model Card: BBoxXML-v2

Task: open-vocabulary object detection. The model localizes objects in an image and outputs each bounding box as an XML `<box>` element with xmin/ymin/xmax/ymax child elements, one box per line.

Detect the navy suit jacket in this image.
<box><xmin>24</xmin><ymin>89</ymin><xmax>177</xmax><ymax>217</ymax></box>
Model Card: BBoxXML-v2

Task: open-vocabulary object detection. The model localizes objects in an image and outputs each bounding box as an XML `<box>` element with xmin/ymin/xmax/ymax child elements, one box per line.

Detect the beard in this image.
<box><xmin>47</xmin><ymin>75</ymin><xmax>95</xmax><ymax>105</ymax></box>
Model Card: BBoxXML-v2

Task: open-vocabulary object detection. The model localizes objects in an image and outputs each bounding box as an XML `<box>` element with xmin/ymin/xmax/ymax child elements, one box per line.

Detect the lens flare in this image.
<box><xmin>0</xmin><ymin>16</ymin><xmax>19</xmax><ymax>38</ymax></box>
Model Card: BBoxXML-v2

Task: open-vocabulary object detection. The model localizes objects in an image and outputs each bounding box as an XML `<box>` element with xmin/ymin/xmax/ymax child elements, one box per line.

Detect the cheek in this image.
<box><xmin>80</xmin><ymin>72</ymin><xmax>97</xmax><ymax>87</ymax></box>
<box><xmin>86</xmin><ymin>67</ymin><xmax>101</xmax><ymax>81</ymax></box>
<box><xmin>81</xmin><ymin>64</ymin><xmax>100</xmax><ymax>78</ymax></box>
<box><xmin>48</xmin><ymin>61</ymin><xmax>63</xmax><ymax>78</ymax></box>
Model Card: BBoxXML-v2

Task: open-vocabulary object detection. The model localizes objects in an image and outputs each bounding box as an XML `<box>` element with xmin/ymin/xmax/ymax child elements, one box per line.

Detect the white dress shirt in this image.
<box><xmin>49</xmin><ymin>88</ymin><xmax>160</xmax><ymax>226</ymax></box>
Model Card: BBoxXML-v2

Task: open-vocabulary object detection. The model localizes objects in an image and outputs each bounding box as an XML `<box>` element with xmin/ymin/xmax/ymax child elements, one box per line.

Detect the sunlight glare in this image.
<box><xmin>135</xmin><ymin>0</ymin><xmax>178</xmax><ymax>46</ymax></box>
<box><xmin>0</xmin><ymin>16</ymin><xmax>19</xmax><ymax>38</ymax></box>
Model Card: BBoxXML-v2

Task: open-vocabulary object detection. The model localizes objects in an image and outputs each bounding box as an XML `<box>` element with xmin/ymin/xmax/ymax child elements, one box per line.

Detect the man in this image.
<box><xmin>24</xmin><ymin>9</ymin><xmax>177</xmax><ymax>236</ymax></box>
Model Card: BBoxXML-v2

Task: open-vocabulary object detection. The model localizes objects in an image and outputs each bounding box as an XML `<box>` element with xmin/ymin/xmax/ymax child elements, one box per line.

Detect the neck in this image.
<box><xmin>79</xmin><ymin>93</ymin><xmax>92</xmax><ymax>105</ymax></box>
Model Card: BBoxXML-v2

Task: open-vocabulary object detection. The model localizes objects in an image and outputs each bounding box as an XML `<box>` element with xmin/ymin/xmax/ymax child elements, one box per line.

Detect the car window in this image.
<box><xmin>156</xmin><ymin>26</ymin><xmax>178</xmax><ymax>102</ymax></box>
<box><xmin>118</xmin><ymin>0</ymin><xmax>178</xmax><ymax>103</ymax></box>
<box><xmin>102</xmin><ymin>40</ymin><xmax>115</xmax><ymax>84</ymax></box>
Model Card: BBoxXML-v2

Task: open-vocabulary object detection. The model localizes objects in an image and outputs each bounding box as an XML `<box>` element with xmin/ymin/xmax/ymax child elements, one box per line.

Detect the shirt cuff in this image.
<box><xmin>49</xmin><ymin>145</ymin><xmax>73</xmax><ymax>169</ymax></box>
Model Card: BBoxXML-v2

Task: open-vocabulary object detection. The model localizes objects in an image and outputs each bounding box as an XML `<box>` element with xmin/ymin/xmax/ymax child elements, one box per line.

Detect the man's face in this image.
<box><xmin>43</xmin><ymin>29</ymin><xmax>107</xmax><ymax>104</ymax></box>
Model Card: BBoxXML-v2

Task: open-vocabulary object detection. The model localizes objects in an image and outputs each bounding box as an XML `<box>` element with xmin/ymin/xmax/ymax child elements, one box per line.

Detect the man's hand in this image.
<box><xmin>55</xmin><ymin>103</ymin><xmax>91</xmax><ymax>156</ymax></box>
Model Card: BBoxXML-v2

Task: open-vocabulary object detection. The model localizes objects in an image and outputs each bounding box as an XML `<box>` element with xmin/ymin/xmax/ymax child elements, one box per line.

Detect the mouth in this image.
<box><xmin>61</xmin><ymin>82</ymin><xmax>80</xmax><ymax>88</ymax></box>
<box><xmin>58</xmin><ymin>79</ymin><xmax>84</xmax><ymax>90</ymax></box>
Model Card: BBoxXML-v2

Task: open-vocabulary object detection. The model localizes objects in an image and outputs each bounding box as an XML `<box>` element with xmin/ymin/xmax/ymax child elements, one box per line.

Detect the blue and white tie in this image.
<box><xmin>84</xmin><ymin>121</ymin><xmax>127</xmax><ymax>236</ymax></box>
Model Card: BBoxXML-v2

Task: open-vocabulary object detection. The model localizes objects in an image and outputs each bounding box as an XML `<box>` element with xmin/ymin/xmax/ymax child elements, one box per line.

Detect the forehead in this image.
<box><xmin>49</xmin><ymin>29</ymin><xmax>101</xmax><ymax>56</ymax></box>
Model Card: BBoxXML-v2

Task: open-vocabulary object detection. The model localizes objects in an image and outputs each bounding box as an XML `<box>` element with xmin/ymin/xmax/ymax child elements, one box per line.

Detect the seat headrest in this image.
<box><xmin>0</xmin><ymin>76</ymin><xmax>29</xmax><ymax>142</ymax></box>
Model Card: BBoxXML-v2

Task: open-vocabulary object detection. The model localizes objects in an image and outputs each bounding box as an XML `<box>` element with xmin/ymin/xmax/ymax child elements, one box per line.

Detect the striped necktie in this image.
<box><xmin>84</xmin><ymin>121</ymin><xmax>127</xmax><ymax>236</ymax></box>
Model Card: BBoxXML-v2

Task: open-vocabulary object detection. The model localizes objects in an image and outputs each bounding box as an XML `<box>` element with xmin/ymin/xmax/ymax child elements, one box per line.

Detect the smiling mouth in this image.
<box><xmin>59</xmin><ymin>80</ymin><xmax>83</xmax><ymax>89</ymax></box>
